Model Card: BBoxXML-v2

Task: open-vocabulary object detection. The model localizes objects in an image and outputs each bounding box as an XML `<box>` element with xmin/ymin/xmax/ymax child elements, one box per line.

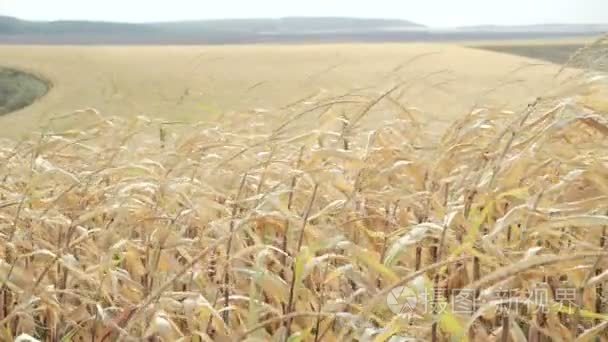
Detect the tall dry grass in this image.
<box><xmin>0</xmin><ymin>41</ymin><xmax>607</xmax><ymax>341</ymax></box>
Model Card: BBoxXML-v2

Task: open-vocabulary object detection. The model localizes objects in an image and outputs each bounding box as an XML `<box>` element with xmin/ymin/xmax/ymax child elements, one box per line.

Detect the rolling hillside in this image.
<box><xmin>0</xmin><ymin>43</ymin><xmax>579</xmax><ymax>138</ymax></box>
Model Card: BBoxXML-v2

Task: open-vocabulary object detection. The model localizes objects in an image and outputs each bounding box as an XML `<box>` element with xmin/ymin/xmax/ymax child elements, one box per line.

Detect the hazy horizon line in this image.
<box><xmin>3</xmin><ymin>14</ymin><xmax>608</xmax><ymax>29</ymax></box>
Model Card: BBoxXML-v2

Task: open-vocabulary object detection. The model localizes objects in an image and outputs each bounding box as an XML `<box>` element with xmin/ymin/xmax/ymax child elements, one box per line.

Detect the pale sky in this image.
<box><xmin>1</xmin><ymin>0</ymin><xmax>607</xmax><ymax>27</ymax></box>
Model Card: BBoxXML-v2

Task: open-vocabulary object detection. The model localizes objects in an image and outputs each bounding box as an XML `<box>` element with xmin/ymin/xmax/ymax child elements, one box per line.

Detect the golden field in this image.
<box><xmin>0</xmin><ymin>43</ymin><xmax>581</xmax><ymax>138</ymax></box>
<box><xmin>0</xmin><ymin>37</ymin><xmax>607</xmax><ymax>341</ymax></box>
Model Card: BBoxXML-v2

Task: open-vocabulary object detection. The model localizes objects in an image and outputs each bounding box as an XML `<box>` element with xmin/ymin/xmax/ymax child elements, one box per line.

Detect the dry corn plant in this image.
<box><xmin>1</xmin><ymin>39</ymin><xmax>608</xmax><ymax>342</ymax></box>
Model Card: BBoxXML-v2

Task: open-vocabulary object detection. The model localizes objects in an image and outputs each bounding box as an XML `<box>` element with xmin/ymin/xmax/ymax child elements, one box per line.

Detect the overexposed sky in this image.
<box><xmin>1</xmin><ymin>0</ymin><xmax>607</xmax><ymax>27</ymax></box>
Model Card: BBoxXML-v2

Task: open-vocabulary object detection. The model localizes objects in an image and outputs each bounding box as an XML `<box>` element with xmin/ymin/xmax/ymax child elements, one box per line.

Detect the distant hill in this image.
<box><xmin>0</xmin><ymin>16</ymin><xmax>157</xmax><ymax>34</ymax></box>
<box><xmin>0</xmin><ymin>16</ymin><xmax>605</xmax><ymax>44</ymax></box>
<box><xmin>152</xmin><ymin>17</ymin><xmax>424</xmax><ymax>33</ymax></box>
<box><xmin>454</xmin><ymin>23</ymin><xmax>608</xmax><ymax>33</ymax></box>
<box><xmin>0</xmin><ymin>16</ymin><xmax>427</xmax><ymax>44</ymax></box>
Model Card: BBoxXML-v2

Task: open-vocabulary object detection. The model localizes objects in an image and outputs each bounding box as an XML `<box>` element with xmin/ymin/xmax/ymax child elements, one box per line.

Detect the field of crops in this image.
<box><xmin>0</xmin><ymin>37</ymin><xmax>607</xmax><ymax>341</ymax></box>
<box><xmin>0</xmin><ymin>43</ymin><xmax>574</xmax><ymax>138</ymax></box>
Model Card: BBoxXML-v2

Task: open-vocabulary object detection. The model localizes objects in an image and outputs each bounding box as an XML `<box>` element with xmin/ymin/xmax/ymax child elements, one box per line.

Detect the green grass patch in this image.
<box><xmin>473</xmin><ymin>44</ymin><xmax>585</xmax><ymax>65</ymax></box>
<box><xmin>0</xmin><ymin>67</ymin><xmax>49</xmax><ymax>115</ymax></box>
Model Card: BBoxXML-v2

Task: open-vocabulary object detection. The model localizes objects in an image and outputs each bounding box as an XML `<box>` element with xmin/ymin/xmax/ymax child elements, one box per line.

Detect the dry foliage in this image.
<box><xmin>1</xmin><ymin>45</ymin><xmax>608</xmax><ymax>342</ymax></box>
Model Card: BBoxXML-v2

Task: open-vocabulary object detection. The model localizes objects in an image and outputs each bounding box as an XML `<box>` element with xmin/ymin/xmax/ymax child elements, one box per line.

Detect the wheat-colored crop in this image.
<box><xmin>0</xmin><ymin>43</ymin><xmax>573</xmax><ymax>139</ymax></box>
<box><xmin>0</xmin><ymin>41</ymin><xmax>607</xmax><ymax>341</ymax></box>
